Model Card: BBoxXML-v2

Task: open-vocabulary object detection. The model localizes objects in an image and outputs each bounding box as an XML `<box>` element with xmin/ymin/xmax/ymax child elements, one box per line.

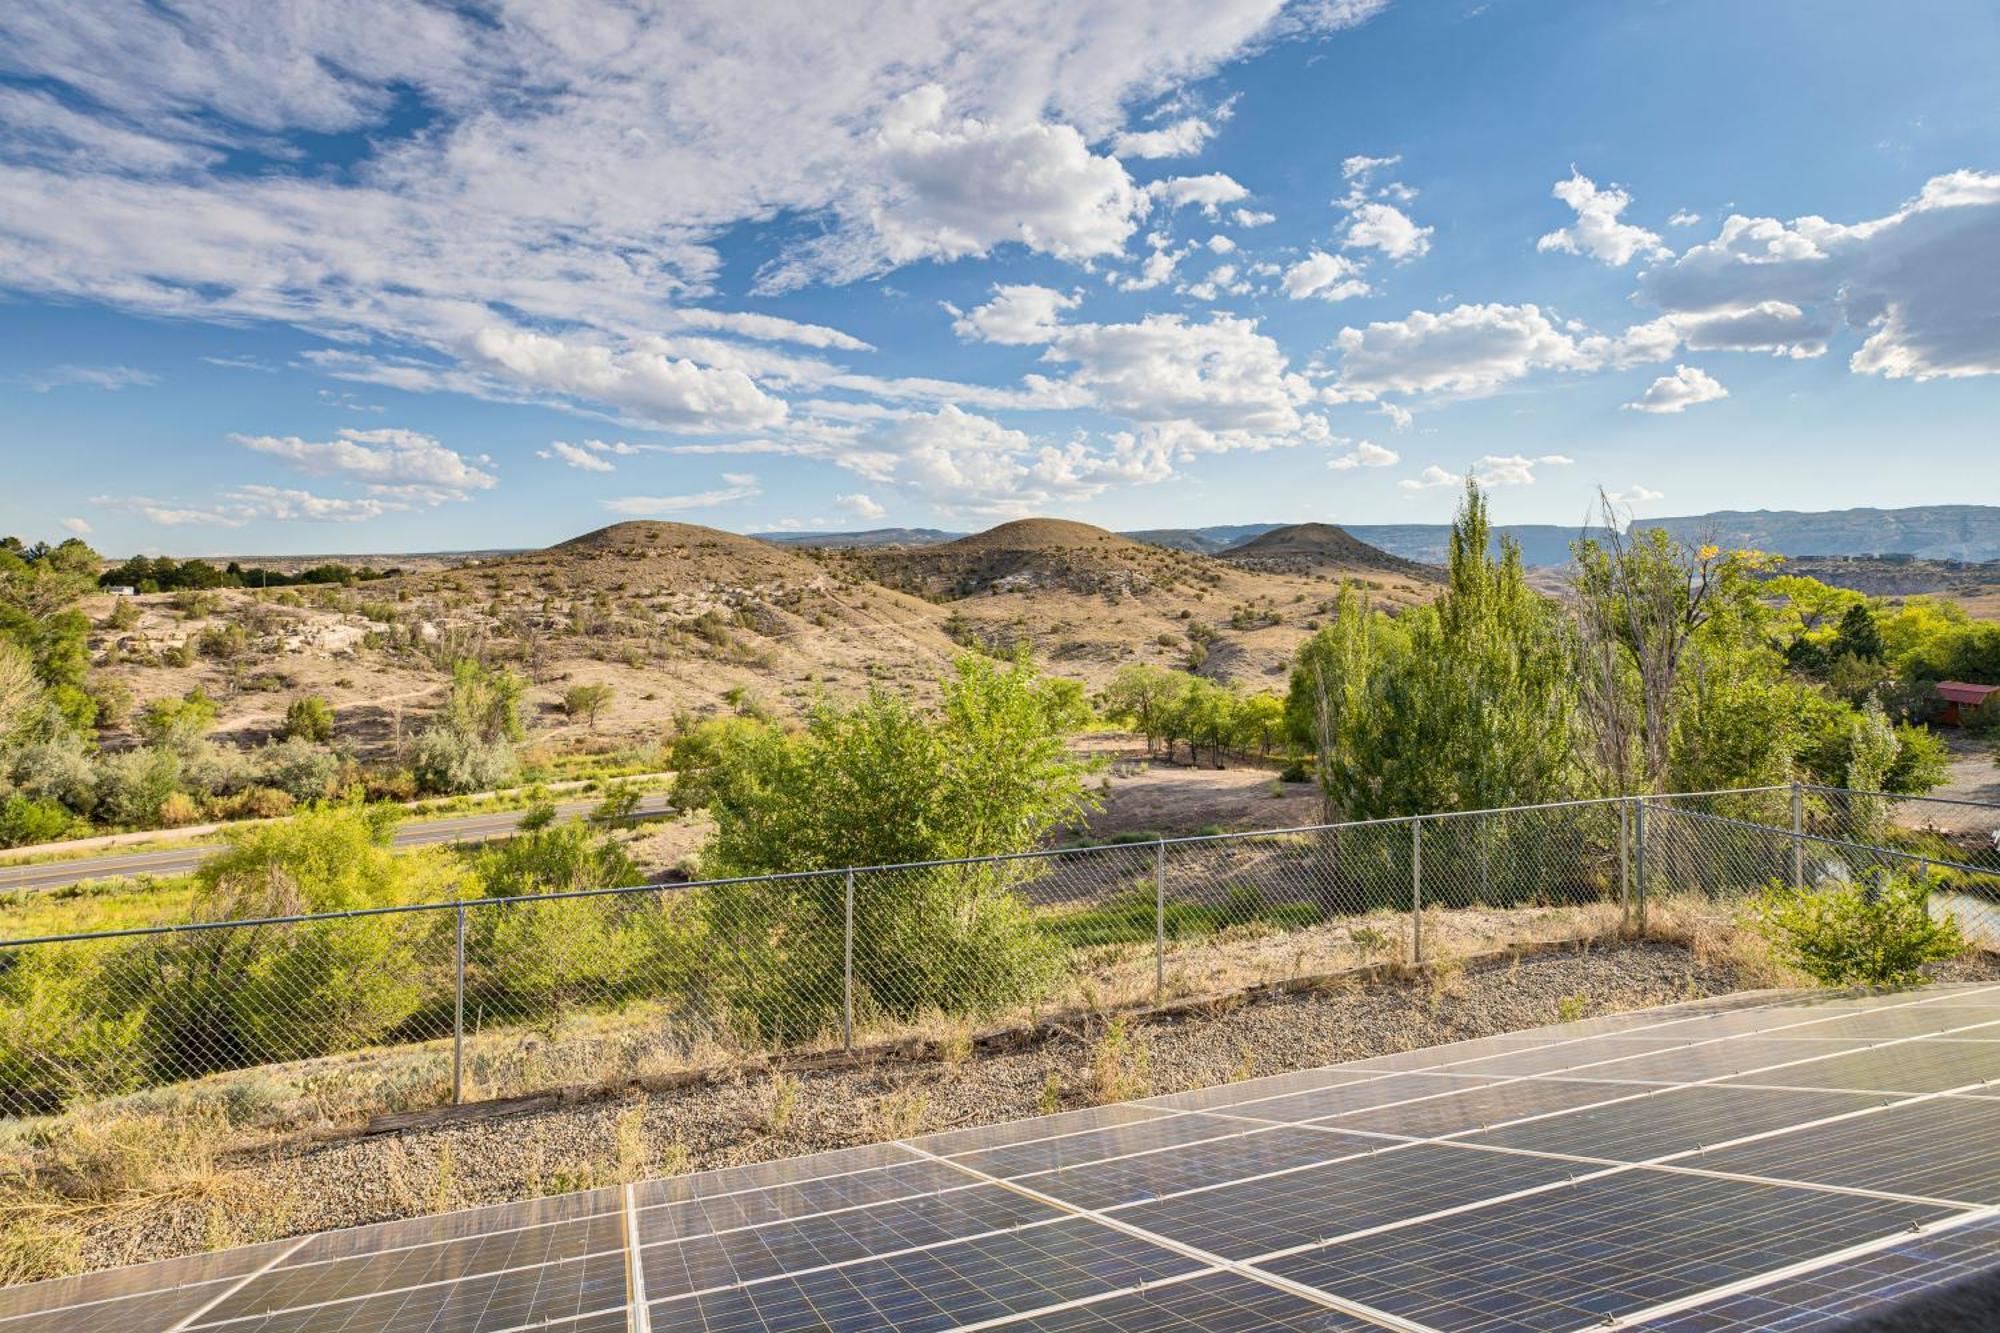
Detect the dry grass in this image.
<box><xmin>1087</xmin><ymin>1016</ymin><xmax>1151</xmax><ymax>1104</ymax></box>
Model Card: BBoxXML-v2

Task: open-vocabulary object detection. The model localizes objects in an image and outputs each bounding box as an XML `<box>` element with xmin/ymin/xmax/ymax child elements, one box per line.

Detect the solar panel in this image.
<box><xmin>8</xmin><ymin>980</ymin><xmax>2000</xmax><ymax>1331</ymax></box>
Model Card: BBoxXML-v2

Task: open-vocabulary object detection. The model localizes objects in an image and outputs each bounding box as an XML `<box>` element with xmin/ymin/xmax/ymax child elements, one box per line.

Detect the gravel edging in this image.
<box><xmin>63</xmin><ymin>940</ymin><xmax>2000</xmax><ymax>1273</ymax></box>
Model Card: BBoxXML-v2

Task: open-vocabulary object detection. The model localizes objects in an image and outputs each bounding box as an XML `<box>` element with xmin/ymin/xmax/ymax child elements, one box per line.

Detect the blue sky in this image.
<box><xmin>1</xmin><ymin>0</ymin><xmax>1995</xmax><ymax>555</ymax></box>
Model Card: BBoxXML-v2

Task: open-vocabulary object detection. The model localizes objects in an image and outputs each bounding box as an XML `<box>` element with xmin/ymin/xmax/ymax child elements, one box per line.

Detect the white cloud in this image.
<box><xmin>835</xmin><ymin>493</ymin><xmax>887</xmax><ymax>521</ymax></box>
<box><xmin>539</xmin><ymin>440</ymin><xmax>616</xmax><ymax>472</ymax></box>
<box><xmin>231</xmin><ymin>427</ymin><xmax>496</xmax><ymax>499</ymax></box>
<box><xmin>96</xmin><ymin>485</ymin><xmax>399</xmax><ymax>526</ymax></box>
<box><xmin>1331</xmin><ymin>302</ymin><xmax>1630</xmax><ymax>399</ymax></box>
<box><xmin>768</xmin><ymin>85</ymin><xmax>1147</xmax><ymax>290</ymax></box>
<box><xmin>1206</xmin><ymin>234</ymin><xmax>1237</xmax><ymax>254</ymax></box>
<box><xmin>1625</xmin><ymin>364</ymin><xmax>1729</xmax><ymax>414</ymax></box>
<box><xmin>468</xmin><ymin>326</ymin><xmax>789</xmax><ymax>432</ymax></box>
<box><xmin>59</xmin><ymin>516</ymin><xmax>91</xmax><ymax>535</ymax></box>
<box><xmin>1607</xmin><ymin>483</ymin><xmax>1665</xmax><ymax>504</ymax></box>
<box><xmin>1281</xmin><ymin>251</ymin><xmax>1370</xmax><ymax>302</ymax></box>
<box><xmin>1375</xmin><ymin>401</ymin><xmax>1414</xmax><ymax>431</ymax></box>
<box><xmin>952</xmin><ymin>284</ymin><xmax>1079</xmax><ymax>345</ymax></box>
<box><xmin>17</xmin><ymin>364</ymin><xmax>157</xmax><ymax>392</ymax></box>
<box><xmin>1344</xmin><ymin>201</ymin><xmax>1432</xmax><ymax>261</ymax></box>
<box><xmin>1668</xmin><ymin>210</ymin><xmax>1701</xmax><ymax>227</ymax></box>
<box><xmin>1399</xmin><ymin>464</ymin><xmax>1461</xmax><ymax>491</ymax></box>
<box><xmin>1341</xmin><ymin>153</ymin><xmax>1401</xmax><ymax>181</ymax></box>
<box><xmin>225</xmin><ymin>485</ymin><xmax>396</xmax><ymax>522</ymax></box>
<box><xmin>1473</xmin><ymin>453</ymin><xmax>1571</xmax><ymax>486</ymax></box>
<box><xmin>1233</xmin><ymin>208</ymin><xmax>1276</xmax><ymax>227</ymax></box>
<box><xmin>602</xmin><ymin>477</ymin><xmax>762</xmax><ymax>515</ymax></box>
<box><xmin>1112</xmin><ymin>117</ymin><xmax>1215</xmax><ymax>159</ymax></box>
<box><xmin>1041</xmin><ymin>313</ymin><xmax>1313</xmax><ymax>441</ymax></box>
<box><xmin>1148</xmin><ymin>173</ymin><xmax>1250</xmax><ymax>217</ymax></box>
<box><xmin>1536</xmin><ymin>169</ymin><xmax>1669</xmax><ymax>266</ymax></box>
<box><xmin>1326</xmin><ymin>439</ymin><xmax>1398</xmax><ymax>470</ymax></box>
<box><xmin>1637</xmin><ymin>170</ymin><xmax>2000</xmax><ymax>381</ymax></box>
<box><xmin>0</xmin><ymin>0</ymin><xmax>1382</xmax><ymax>440</ymax></box>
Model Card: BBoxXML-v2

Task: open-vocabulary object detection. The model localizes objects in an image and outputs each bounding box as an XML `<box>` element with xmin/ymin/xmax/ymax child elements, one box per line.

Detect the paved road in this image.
<box><xmin>0</xmin><ymin>793</ymin><xmax>675</xmax><ymax>894</ymax></box>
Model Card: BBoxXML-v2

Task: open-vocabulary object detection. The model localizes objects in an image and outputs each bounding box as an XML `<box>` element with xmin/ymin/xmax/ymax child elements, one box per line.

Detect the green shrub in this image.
<box><xmin>1751</xmin><ymin>870</ymin><xmax>1965</xmax><ymax>987</ymax></box>
<box><xmin>281</xmin><ymin>695</ymin><xmax>336</xmax><ymax>743</ymax></box>
<box><xmin>93</xmin><ymin>747</ymin><xmax>182</xmax><ymax>826</ymax></box>
<box><xmin>257</xmin><ymin>736</ymin><xmax>340</xmax><ymax>803</ymax></box>
<box><xmin>0</xmin><ymin>795</ymin><xmax>78</xmax><ymax>848</ymax></box>
<box><xmin>410</xmin><ymin>721</ymin><xmax>517</xmax><ymax>795</ymax></box>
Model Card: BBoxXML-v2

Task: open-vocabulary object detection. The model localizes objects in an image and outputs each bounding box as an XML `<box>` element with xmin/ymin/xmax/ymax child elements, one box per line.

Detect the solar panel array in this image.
<box><xmin>8</xmin><ymin>982</ymin><xmax>2000</xmax><ymax>1332</ymax></box>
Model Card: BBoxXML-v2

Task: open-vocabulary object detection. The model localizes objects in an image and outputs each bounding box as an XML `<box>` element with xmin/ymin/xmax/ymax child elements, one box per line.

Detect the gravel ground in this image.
<box><xmin>59</xmin><ymin>937</ymin><xmax>1995</xmax><ymax>1274</ymax></box>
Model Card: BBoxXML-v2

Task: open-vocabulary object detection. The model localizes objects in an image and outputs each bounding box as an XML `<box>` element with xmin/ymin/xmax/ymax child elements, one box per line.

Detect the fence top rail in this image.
<box><xmin>0</xmin><ymin>783</ymin><xmax>1795</xmax><ymax>951</ymax></box>
<box><xmin>1797</xmin><ymin>782</ymin><xmax>2000</xmax><ymax>814</ymax></box>
<box><xmin>1652</xmin><ymin>803</ymin><xmax>2000</xmax><ymax>883</ymax></box>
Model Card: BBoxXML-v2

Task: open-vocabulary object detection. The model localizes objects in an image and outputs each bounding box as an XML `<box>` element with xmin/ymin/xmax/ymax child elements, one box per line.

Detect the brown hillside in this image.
<box><xmin>841</xmin><ymin>517</ymin><xmax>1212</xmax><ymax>599</ymax></box>
<box><xmin>1220</xmin><ymin>523</ymin><xmax>1442</xmax><ymax>582</ymax></box>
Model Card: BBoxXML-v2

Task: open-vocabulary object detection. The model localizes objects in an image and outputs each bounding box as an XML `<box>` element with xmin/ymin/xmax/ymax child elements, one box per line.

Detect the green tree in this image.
<box><xmin>137</xmin><ymin>687</ymin><xmax>217</xmax><ymax>756</ymax></box>
<box><xmin>674</xmin><ymin>652</ymin><xmax>1098</xmax><ymax>1033</ymax></box>
<box><xmin>1831</xmin><ymin>602</ymin><xmax>1885</xmax><ymax>663</ymax></box>
<box><xmin>0</xmin><ymin>537</ymin><xmax>101</xmax><ymax>732</ymax></box>
<box><xmin>1101</xmin><ymin>664</ymin><xmax>1185</xmax><ymax>754</ymax></box>
<box><xmin>1291</xmin><ymin>482</ymin><xmax>1577</xmax><ymax>818</ymax></box>
<box><xmin>281</xmin><ymin>694</ymin><xmax>336</xmax><ymax>743</ymax></box>
<box><xmin>561</xmin><ymin>682</ymin><xmax>615</xmax><ymax>730</ymax></box>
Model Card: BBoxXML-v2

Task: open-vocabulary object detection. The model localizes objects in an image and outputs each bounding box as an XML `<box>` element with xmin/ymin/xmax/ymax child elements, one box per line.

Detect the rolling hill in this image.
<box><xmin>1218</xmin><ymin>523</ymin><xmax>1441</xmax><ymax>581</ymax></box>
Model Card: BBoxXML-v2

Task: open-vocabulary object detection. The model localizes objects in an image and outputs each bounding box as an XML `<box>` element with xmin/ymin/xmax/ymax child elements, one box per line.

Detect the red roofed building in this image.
<box><xmin>1937</xmin><ymin>681</ymin><xmax>2000</xmax><ymax>726</ymax></box>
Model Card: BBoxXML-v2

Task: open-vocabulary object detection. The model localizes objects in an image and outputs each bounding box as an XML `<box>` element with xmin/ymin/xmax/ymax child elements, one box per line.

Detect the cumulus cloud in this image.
<box><xmin>1668</xmin><ymin>210</ymin><xmax>1701</xmax><ymax>227</ymax></box>
<box><xmin>1398</xmin><ymin>464</ymin><xmax>1461</xmax><ymax>491</ymax></box>
<box><xmin>59</xmin><ymin>516</ymin><xmax>91</xmax><ymax>535</ymax></box>
<box><xmin>1233</xmin><ymin>208</ymin><xmax>1276</xmax><ymax>227</ymax></box>
<box><xmin>1625</xmin><ymin>365</ymin><xmax>1729</xmax><ymax>414</ymax></box>
<box><xmin>835</xmin><ymin>493</ymin><xmax>887</xmax><ymax>521</ymax></box>
<box><xmin>1331</xmin><ymin>303</ymin><xmax>1617</xmax><ymax>398</ymax></box>
<box><xmin>952</xmin><ymin>284</ymin><xmax>1080</xmax><ymax>345</ymax></box>
<box><xmin>1326</xmin><ymin>439</ymin><xmax>1398</xmax><ymax>470</ymax></box>
<box><xmin>1282</xmin><ymin>251</ymin><xmax>1370</xmax><ymax>302</ymax></box>
<box><xmin>469</xmin><ymin>326</ymin><xmax>789</xmax><ymax>432</ymax></box>
<box><xmin>231</xmin><ymin>427</ymin><xmax>496</xmax><ymax>499</ymax></box>
<box><xmin>1148</xmin><ymin>173</ymin><xmax>1251</xmax><ymax>217</ymax></box>
<box><xmin>1637</xmin><ymin>170</ymin><xmax>2000</xmax><ymax>380</ymax></box>
<box><xmin>1040</xmin><ymin>313</ymin><xmax>1313</xmax><ymax>441</ymax></box>
<box><xmin>1344</xmin><ymin>201</ymin><xmax>1432</xmax><ymax>261</ymax></box>
<box><xmin>1335</xmin><ymin>153</ymin><xmax>1431</xmax><ymax>261</ymax></box>
<box><xmin>1536</xmin><ymin>169</ymin><xmax>1669</xmax><ymax>266</ymax></box>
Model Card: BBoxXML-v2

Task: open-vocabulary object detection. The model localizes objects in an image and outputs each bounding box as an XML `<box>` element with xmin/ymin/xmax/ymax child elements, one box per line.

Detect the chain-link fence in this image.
<box><xmin>1</xmin><ymin>783</ymin><xmax>1994</xmax><ymax>1130</ymax></box>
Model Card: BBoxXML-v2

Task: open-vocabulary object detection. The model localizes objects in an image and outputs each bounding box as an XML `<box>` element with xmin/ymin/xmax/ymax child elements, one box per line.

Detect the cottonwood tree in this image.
<box><xmin>1567</xmin><ymin>494</ymin><xmax>1767</xmax><ymax>795</ymax></box>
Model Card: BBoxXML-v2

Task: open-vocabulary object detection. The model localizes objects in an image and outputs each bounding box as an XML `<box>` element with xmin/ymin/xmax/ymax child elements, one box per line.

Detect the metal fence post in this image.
<box><xmin>1410</xmin><ymin>818</ymin><xmax>1424</xmax><ymax>966</ymax></box>
<box><xmin>843</xmin><ymin>869</ymin><xmax>855</xmax><ymax>1051</ymax></box>
<box><xmin>1618</xmin><ymin>798</ymin><xmax>1631</xmax><ymax>929</ymax></box>
<box><xmin>1790</xmin><ymin>781</ymin><xmax>1804</xmax><ymax>891</ymax></box>
<box><xmin>452</xmin><ymin>904</ymin><xmax>466</xmax><ymax>1106</ymax></box>
<box><xmin>1633</xmin><ymin>799</ymin><xmax>1648</xmax><ymax>936</ymax></box>
<box><xmin>1154</xmin><ymin>840</ymin><xmax>1166</xmax><ymax>1005</ymax></box>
